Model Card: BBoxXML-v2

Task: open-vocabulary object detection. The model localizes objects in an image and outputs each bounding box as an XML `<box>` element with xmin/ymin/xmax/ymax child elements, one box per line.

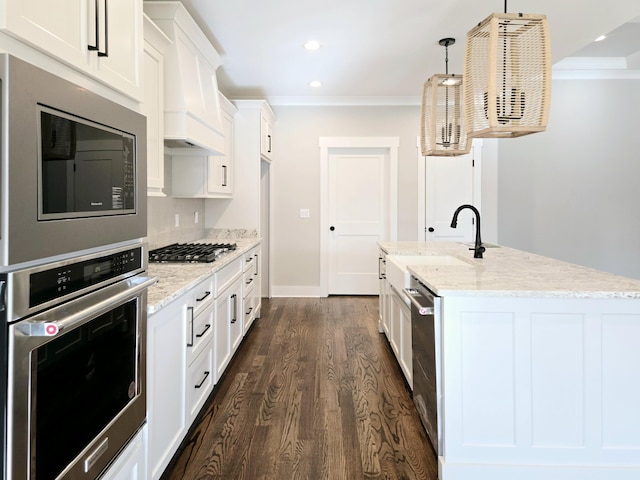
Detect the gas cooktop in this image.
<box><xmin>149</xmin><ymin>242</ymin><xmax>237</xmax><ymax>263</ymax></box>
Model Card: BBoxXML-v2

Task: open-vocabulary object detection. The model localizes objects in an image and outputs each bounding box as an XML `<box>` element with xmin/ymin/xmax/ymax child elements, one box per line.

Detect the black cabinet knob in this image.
<box><xmin>330</xmin><ymin>226</ymin><xmax>335</xmax><ymax>231</ymax></box>
<box><xmin>428</xmin><ymin>227</ymin><xmax>435</xmax><ymax>232</ymax></box>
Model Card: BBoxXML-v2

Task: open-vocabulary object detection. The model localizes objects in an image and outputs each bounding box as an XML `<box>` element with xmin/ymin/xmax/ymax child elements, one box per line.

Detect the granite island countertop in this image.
<box><xmin>378</xmin><ymin>241</ymin><xmax>640</xmax><ymax>299</ymax></box>
<box><xmin>147</xmin><ymin>237</ymin><xmax>261</xmax><ymax>313</ymax></box>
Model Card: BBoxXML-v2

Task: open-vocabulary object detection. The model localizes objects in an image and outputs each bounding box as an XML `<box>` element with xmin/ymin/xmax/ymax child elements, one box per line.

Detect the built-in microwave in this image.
<box><xmin>0</xmin><ymin>54</ymin><xmax>147</xmax><ymax>267</ymax></box>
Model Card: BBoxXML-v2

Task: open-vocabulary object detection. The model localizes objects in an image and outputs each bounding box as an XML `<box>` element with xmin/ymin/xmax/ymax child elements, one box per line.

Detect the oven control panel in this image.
<box><xmin>29</xmin><ymin>248</ymin><xmax>143</xmax><ymax>308</ymax></box>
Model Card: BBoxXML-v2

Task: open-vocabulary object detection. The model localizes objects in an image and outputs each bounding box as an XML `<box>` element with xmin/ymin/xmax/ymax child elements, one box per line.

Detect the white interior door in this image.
<box><xmin>328</xmin><ymin>153</ymin><xmax>384</xmax><ymax>294</ymax></box>
<box><xmin>418</xmin><ymin>143</ymin><xmax>481</xmax><ymax>242</ymax></box>
<box><xmin>320</xmin><ymin>137</ymin><xmax>398</xmax><ymax>296</ymax></box>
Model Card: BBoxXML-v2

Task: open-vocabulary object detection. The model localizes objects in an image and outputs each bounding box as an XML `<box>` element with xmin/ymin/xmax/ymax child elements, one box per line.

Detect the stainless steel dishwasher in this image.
<box><xmin>405</xmin><ymin>277</ymin><xmax>441</xmax><ymax>455</ymax></box>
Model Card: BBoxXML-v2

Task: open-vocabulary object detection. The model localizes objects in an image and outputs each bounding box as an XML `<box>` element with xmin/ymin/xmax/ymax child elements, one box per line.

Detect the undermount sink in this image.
<box><xmin>385</xmin><ymin>254</ymin><xmax>469</xmax><ymax>291</ymax></box>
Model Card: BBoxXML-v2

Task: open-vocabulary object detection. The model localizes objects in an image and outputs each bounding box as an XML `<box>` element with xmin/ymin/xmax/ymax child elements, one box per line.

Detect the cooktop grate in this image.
<box><xmin>149</xmin><ymin>242</ymin><xmax>237</xmax><ymax>263</ymax></box>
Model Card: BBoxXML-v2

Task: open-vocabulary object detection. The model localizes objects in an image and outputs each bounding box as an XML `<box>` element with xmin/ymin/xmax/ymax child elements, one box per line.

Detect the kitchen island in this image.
<box><xmin>379</xmin><ymin>241</ymin><xmax>640</xmax><ymax>480</ymax></box>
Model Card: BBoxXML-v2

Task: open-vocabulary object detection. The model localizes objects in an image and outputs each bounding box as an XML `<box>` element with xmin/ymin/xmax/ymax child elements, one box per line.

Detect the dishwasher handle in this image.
<box><xmin>403</xmin><ymin>288</ymin><xmax>435</xmax><ymax>316</ymax></box>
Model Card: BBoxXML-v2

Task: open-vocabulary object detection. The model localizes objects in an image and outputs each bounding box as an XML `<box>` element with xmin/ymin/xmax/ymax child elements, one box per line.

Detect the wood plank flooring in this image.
<box><xmin>161</xmin><ymin>296</ymin><xmax>437</xmax><ymax>480</ymax></box>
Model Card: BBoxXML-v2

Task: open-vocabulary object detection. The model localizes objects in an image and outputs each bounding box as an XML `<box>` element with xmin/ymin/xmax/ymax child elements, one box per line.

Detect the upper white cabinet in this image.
<box><xmin>171</xmin><ymin>94</ymin><xmax>235</xmax><ymax>198</ymax></box>
<box><xmin>260</xmin><ymin>106</ymin><xmax>275</xmax><ymax>161</ymax></box>
<box><xmin>143</xmin><ymin>14</ymin><xmax>170</xmax><ymax>196</ymax></box>
<box><xmin>144</xmin><ymin>1</ymin><xmax>224</xmax><ymax>154</ymax></box>
<box><xmin>208</xmin><ymin>95</ymin><xmax>236</xmax><ymax>197</ymax></box>
<box><xmin>0</xmin><ymin>0</ymin><xmax>143</xmax><ymax>100</ymax></box>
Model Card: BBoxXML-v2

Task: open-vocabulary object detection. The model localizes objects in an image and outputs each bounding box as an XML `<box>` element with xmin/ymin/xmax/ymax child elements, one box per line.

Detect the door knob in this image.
<box><xmin>330</xmin><ymin>226</ymin><xmax>335</xmax><ymax>231</ymax></box>
<box><xmin>428</xmin><ymin>227</ymin><xmax>435</xmax><ymax>232</ymax></box>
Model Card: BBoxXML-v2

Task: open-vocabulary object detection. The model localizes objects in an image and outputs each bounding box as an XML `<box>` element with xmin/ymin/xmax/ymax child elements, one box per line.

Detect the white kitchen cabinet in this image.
<box><xmin>260</xmin><ymin>108</ymin><xmax>274</xmax><ymax>161</ymax></box>
<box><xmin>171</xmin><ymin>95</ymin><xmax>236</xmax><ymax>198</ymax></box>
<box><xmin>143</xmin><ymin>14</ymin><xmax>170</xmax><ymax>196</ymax></box>
<box><xmin>378</xmin><ymin>250</ymin><xmax>389</xmax><ymax>336</ymax></box>
<box><xmin>147</xmin><ymin>274</ymin><xmax>214</xmax><ymax>480</ymax></box>
<box><xmin>186</xmin><ymin>338</ymin><xmax>214</xmax><ymax>421</ymax></box>
<box><xmin>214</xmin><ymin>257</ymin><xmax>243</xmax><ymax>381</ymax></box>
<box><xmin>205</xmin><ymin>100</ymin><xmax>274</xmax><ymax>237</ymax></box>
<box><xmin>0</xmin><ymin>0</ymin><xmax>143</xmax><ymax>100</ymax></box>
<box><xmin>378</xmin><ymin>248</ymin><xmax>412</xmax><ymax>388</ymax></box>
<box><xmin>100</xmin><ymin>428</ymin><xmax>146</xmax><ymax>480</ymax></box>
<box><xmin>242</xmin><ymin>245</ymin><xmax>261</xmax><ymax>333</ymax></box>
<box><xmin>146</xmin><ymin>294</ymin><xmax>188</xmax><ymax>480</ymax></box>
<box><xmin>207</xmin><ymin>95</ymin><xmax>236</xmax><ymax>197</ymax></box>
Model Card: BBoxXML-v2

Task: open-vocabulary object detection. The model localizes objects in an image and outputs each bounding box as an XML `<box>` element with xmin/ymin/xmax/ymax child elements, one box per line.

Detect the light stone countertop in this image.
<box><xmin>147</xmin><ymin>238</ymin><xmax>261</xmax><ymax>314</ymax></box>
<box><xmin>378</xmin><ymin>241</ymin><xmax>640</xmax><ymax>299</ymax></box>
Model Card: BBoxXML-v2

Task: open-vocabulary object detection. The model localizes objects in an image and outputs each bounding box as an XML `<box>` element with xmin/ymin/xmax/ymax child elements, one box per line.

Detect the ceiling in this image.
<box><xmin>155</xmin><ymin>0</ymin><xmax>640</xmax><ymax>104</ymax></box>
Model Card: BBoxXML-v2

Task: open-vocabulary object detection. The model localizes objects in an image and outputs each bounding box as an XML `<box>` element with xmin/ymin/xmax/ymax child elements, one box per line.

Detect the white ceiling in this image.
<box><xmin>156</xmin><ymin>0</ymin><xmax>640</xmax><ymax>104</ymax></box>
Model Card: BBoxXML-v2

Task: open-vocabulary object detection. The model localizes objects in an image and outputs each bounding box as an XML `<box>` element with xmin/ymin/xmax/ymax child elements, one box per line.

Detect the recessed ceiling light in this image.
<box><xmin>304</xmin><ymin>40</ymin><xmax>321</xmax><ymax>51</ymax></box>
<box><xmin>309</xmin><ymin>80</ymin><xmax>322</xmax><ymax>88</ymax></box>
<box><xmin>595</xmin><ymin>35</ymin><xmax>607</xmax><ymax>42</ymax></box>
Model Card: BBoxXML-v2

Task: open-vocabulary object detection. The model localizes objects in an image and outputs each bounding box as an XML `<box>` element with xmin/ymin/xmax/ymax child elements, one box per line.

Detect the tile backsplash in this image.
<box><xmin>146</xmin><ymin>154</ymin><xmax>206</xmax><ymax>249</ymax></box>
<box><xmin>147</xmin><ymin>195</ymin><xmax>206</xmax><ymax>250</ymax></box>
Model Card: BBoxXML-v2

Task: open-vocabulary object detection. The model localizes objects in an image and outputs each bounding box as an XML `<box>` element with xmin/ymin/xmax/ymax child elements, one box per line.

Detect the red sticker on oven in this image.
<box><xmin>44</xmin><ymin>323</ymin><xmax>58</xmax><ymax>336</ymax></box>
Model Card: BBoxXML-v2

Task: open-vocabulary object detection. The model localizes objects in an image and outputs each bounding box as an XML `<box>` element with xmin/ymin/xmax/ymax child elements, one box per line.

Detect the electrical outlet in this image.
<box><xmin>300</xmin><ymin>208</ymin><xmax>310</xmax><ymax>218</ymax></box>
<box><xmin>174</xmin><ymin>213</ymin><xmax>180</xmax><ymax>227</ymax></box>
<box><xmin>194</xmin><ymin>211</ymin><xmax>199</xmax><ymax>224</ymax></box>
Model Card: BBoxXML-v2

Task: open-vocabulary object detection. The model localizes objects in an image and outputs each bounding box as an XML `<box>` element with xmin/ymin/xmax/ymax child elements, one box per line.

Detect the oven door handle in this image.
<box><xmin>16</xmin><ymin>276</ymin><xmax>158</xmax><ymax>337</ymax></box>
<box><xmin>403</xmin><ymin>288</ymin><xmax>435</xmax><ymax>316</ymax></box>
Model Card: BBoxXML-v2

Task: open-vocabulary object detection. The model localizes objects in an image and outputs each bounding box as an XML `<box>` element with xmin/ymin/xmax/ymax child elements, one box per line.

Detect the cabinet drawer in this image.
<box><xmin>189</xmin><ymin>276</ymin><xmax>214</xmax><ymax>317</ymax></box>
<box><xmin>244</xmin><ymin>294</ymin><xmax>257</xmax><ymax>334</ymax></box>
<box><xmin>186</xmin><ymin>302</ymin><xmax>214</xmax><ymax>365</ymax></box>
<box><xmin>243</xmin><ymin>271</ymin><xmax>256</xmax><ymax>299</ymax></box>
<box><xmin>186</xmin><ymin>341</ymin><xmax>213</xmax><ymax>420</ymax></box>
<box><xmin>216</xmin><ymin>257</ymin><xmax>242</xmax><ymax>296</ymax></box>
<box><xmin>243</xmin><ymin>251</ymin><xmax>256</xmax><ymax>273</ymax></box>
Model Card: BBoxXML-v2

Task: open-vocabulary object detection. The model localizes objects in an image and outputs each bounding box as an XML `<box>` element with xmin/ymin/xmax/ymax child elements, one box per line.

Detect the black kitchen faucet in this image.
<box><xmin>450</xmin><ymin>204</ymin><xmax>485</xmax><ymax>258</ymax></box>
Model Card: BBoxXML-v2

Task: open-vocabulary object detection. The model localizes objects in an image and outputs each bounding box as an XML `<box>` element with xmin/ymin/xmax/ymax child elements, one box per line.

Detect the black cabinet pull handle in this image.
<box><xmin>246</xmin><ymin>278</ymin><xmax>253</xmax><ymax>285</ymax></box>
<box><xmin>428</xmin><ymin>227</ymin><xmax>435</xmax><ymax>232</ymax></box>
<box><xmin>97</xmin><ymin>0</ymin><xmax>108</xmax><ymax>57</ymax></box>
<box><xmin>246</xmin><ymin>307</ymin><xmax>253</xmax><ymax>316</ymax></box>
<box><xmin>330</xmin><ymin>226</ymin><xmax>335</xmax><ymax>231</ymax></box>
<box><xmin>222</xmin><ymin>165</ymin><xmax>227</xmax><ymax>187</ymax></box>
<box><xmin>88</xmin><ymin>0</ymin><xmax>99</xmax><ymax>51</ymax></box>
<box><xmin>196</xmin><ymin>323</ymin><xmax>211</xmax><ymax>338</ymax></box>
<box><xmin>194</xmin><ymin>371</ymin><xmax>210</xmax><ymax>389</ymax></box>
<box><xmin>196</xmin><ymin>291</ymin><xmax>211</xmax><ymax>302</ymax></box>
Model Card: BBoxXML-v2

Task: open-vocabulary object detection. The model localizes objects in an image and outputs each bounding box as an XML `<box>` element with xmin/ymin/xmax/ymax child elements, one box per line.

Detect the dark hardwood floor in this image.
<box><xmin>161</xmin><ymin>296</ymin><xmax>438</xmax><ymax>480</ymax></box>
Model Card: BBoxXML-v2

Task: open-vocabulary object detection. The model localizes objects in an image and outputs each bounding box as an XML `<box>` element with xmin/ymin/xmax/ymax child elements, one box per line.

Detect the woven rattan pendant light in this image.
<box><xmin>420</xmin><ymin>38</ymin><xmax>470</xmax><ymax>156</ymax></box>
<box><xmin>464</xmin><ymin>1</ymin><xmax>551</xmax><ymax>138</ymax></box>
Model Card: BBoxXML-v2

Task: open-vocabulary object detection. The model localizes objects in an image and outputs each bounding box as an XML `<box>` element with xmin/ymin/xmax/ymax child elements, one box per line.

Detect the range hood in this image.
<box><xmin>144</xmin><ymin>1</ymin><xmax>224</xmax><ymax>154</ymax></box>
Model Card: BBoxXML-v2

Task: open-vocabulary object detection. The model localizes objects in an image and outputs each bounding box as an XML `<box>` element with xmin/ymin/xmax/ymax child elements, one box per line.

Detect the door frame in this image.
<box><xmin>417</xmin><ymin>137</ymin><xmax>483</xmax><ymax>241</ymax></box>
<box><xmin>320</xmin><ymin>137</ymin><xmax>399</xmax><ymax>297</ymax></box>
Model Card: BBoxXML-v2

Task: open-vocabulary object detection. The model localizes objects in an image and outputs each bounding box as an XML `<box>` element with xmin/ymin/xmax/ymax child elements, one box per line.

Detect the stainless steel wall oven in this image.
<box><xmin>1</xmin><ymin>244</ymin><xmax>155</xmax><ymax>479</ymax></box>
<box><xmin>0</xmin><ymin>54</ymin><xmax>147</xmax><ymax>266</ymax></box>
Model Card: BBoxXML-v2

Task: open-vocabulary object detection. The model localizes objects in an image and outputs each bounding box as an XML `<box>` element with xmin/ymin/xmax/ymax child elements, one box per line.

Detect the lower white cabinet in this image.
<box><xmin>214</xmin><ymin>270</ymin><xmax>242</xmax><ymax>382</ymax></box>
<box><xmin>101</xmin><ymin>427</ymin><xmax>146</xmax><ymax>480</ymax></box>
<box><xmin>146</xmin><ymin>244</ymin><xmax>261</xmax><ymax>479</ymax></box>
<box><xmin>387</xmin><ymin>287</ymin><xmax>413</xmax><ymax>388</ymax></box>
<box><xmin>379</xmin><ymin>248</ymin><xmax>412</xmax><ymax>388</ymax></box>
<box><xmin>146</xmin><ymin>296</ymin><xmax>188</xmax><ymax>480</ymax></box>
<box><xmin>242</xmin><ymin>245</ymin><xmax>261</xmax><ymax>333</ymax></box>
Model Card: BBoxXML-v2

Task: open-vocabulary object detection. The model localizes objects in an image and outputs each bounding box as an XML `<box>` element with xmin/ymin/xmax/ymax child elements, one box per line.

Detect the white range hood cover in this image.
<box><xmin>144</xmin><ymin>1</ymin><xmax>224</xmax><ymax>154</ymax></box>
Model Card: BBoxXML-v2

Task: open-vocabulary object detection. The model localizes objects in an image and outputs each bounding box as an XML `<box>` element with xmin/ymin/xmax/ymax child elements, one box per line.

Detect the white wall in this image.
<box><xmin>264</xmin><ymin>105</ymin><xmax>499</xmax><ymax>291</ymax></box>
<box><xmin>269</xmin><ymin>105</ymin><xmax>419</xmax><ymax>289</ymax></box>
<box><xmin>498</xmin><ymin>78</ymin><xmax>640</xmax><ymax>279</ymax></box>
